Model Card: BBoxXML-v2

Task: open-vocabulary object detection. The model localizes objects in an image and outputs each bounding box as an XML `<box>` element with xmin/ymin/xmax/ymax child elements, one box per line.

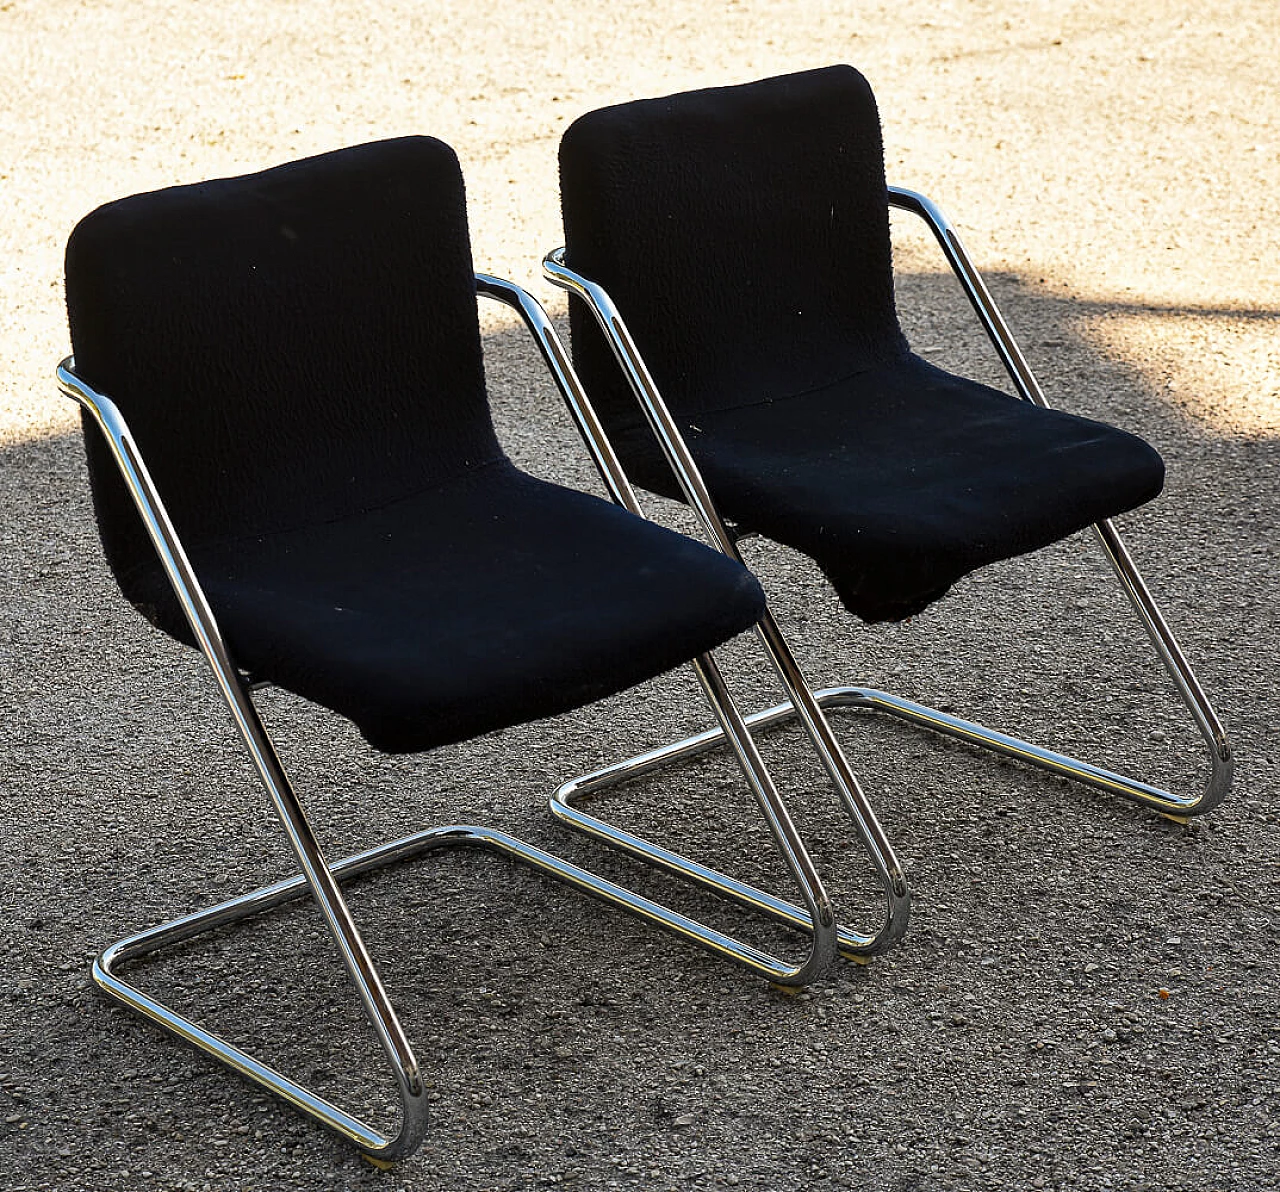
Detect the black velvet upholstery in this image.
<box><xmin>65</xmin><ymin>137</ymin><xmax>765</xmax><ymax>752</ymax></box>
<box><xmin>560</xmin><ymin>66</ymin><xmax>1166</xmax><ymax>621</ymax></box>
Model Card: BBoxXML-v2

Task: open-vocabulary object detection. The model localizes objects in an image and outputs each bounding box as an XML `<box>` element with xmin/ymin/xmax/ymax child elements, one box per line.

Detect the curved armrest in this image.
<box><xmin>888</xmin><ymin>185</ymin><xmax>1046</xmax><ymax>406</ymax></box>
<box><xmin>474</xmin><ymin>272</ymin><xmax>644</xmax><ymax>517</ymax></box>
<box><xmin>540</xmin><ymin>249</ymin><xmax>741</xmax><ymax>559</ymax></box>
<box><xmin>56</xmin><ymin>360</ymin><xmax>251</xmax><ymax>711</ymax></box>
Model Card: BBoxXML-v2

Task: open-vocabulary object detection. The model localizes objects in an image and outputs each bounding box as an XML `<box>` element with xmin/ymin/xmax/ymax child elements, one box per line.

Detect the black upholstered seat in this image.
<box><xmin>127</xmin><ymin>460</ymin><xmax>762</xmax><ymax>752</ymax></box>
<box><xmin>559</xmin><ymin>65</ymin><xmax>1165</xmax><ymax>621</ymax></box>
<box><xmin>66</xmin><ymin>136</ymin><xmax>764</xmax><ymax>751</ymax></box>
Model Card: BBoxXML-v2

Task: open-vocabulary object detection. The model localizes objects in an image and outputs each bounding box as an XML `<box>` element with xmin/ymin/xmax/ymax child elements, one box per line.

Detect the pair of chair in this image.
<box><xmin>59</xmin><ymin>66</ymin><xmax>1230</xmax><ymax>1162</ymax></box>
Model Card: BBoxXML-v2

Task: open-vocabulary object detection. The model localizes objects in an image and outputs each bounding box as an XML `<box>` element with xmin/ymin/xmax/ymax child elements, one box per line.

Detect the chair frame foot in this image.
<box><xmin>815</xmin><ymin>685</ymin><xmax>1230</xmax><ymax>817</ymax></box>
<box><xmin>94</xmin><ymin>819</ymin><xmax>836</xmax><ymax>1160</ymax></box>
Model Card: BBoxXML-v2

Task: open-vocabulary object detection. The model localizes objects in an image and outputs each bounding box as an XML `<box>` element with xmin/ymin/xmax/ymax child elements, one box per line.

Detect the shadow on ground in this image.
<box><xmin>2</xmin><ymin>264</ymin><xmax>1277</xmax><ymax>1191</ymax></box>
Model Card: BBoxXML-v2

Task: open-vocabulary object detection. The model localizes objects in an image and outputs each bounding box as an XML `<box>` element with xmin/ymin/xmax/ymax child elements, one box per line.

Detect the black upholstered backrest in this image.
<box><xmin>66</xmin><ymin>136</ymin><xmax>500</xmax><ymax>587</ymax></box>
<box><xmin>560</xmin><ymin>65</ymin><xmax>909</xmax><ymax>432</ymax></box>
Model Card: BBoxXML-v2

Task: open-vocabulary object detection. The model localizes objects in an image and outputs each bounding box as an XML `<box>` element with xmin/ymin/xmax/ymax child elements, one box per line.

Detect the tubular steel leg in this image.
<box><xmin>686</xmin><ymin>651</ymin><xmax>838</xmax><ymax>980</ymax></box>
<box><xmin>527</xmin><ymin>264</ymin><xmax>912</xmax><ymax>956</ymax></box>
<box><xmin>885</xmin><ymin>187</ymin><xmax>1232</xmax><ymax>814</ymax></box>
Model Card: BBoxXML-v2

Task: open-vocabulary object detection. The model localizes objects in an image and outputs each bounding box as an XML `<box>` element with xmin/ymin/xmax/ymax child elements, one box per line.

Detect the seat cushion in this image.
<box><xmin>615</xmin><ymin>355</ymin><xmax>1164</xmax><ymax>622</ymax></box>
<box><xmin>123</xmin><ymin>461</ymin><xmax>765</xmax><ymax>752</ymax></box>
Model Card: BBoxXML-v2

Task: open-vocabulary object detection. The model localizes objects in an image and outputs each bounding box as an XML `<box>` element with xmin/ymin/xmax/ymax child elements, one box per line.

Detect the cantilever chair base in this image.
<box><xmin>556</xmin><ymin>676</ymin><xmax>1231</xmax><ymax>924</ymax></box>
<box><xmin>551</xmin><ymin>642</ymin><xmax>1230</xmax><ymax>975</ymax></box>
<box><xmin>95</xmin><ymin>819</ymin><xmax>840</xmax><ymax>1162</ymax></box>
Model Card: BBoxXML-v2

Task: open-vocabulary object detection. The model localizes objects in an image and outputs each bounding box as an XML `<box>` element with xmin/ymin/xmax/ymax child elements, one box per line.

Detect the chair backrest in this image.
<box><xmin>65</xmin><ymin>136</ymin><xmax>501</xmax><ymax>589</ymax></box>
<box><xmin>560</xmin><ymin>65</ymin><xmax>909</xmax><ymax>441</ymax></box>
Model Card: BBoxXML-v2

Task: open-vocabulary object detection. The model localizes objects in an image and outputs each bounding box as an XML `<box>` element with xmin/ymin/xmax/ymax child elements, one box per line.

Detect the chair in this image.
<box><xmin>544</xmin><ymin>64</ymin><xmax>1231</xmax><ymax>869</ymax></box>
<box><xmin>58</xmin><ymin>136</ymin><xmax>899</xmax><ymax>1162</ymax></box>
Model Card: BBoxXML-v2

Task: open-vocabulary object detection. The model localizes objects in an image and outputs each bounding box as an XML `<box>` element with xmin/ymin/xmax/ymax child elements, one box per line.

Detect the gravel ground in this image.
<box><xmin>2</xmin><ymin>2</ymin><xmax>1278</xmax><ymax>1190</ymax></box>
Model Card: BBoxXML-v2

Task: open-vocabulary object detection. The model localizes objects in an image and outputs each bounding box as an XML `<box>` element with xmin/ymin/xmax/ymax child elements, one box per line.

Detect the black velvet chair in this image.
<box><xmin>545</xmin><ymin>65</ymin><xmax>1231</xmax><ymax>846</ymax></box>
<box><xmin>58</xmin><ymin>137</ymin><xmax>899</xmax><ymax>1162</ymax></box>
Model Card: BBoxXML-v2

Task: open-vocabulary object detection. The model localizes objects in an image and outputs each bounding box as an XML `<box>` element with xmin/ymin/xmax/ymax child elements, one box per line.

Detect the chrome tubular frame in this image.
<box><xmin>539</xmin><ymin>256</ymin><xmax>910</xmax><ymax>959</ymax></box>
<box><xmin>59</xmin><ymin>359</ymin><xmax>429</xmax><ymax>1162</ymax></box>
<box><xmin>542</xmin><ymin>186</ymin><xmax>1231</xmax><ymax>824</ymax></box>
<box><xmin>58</xmin><ymin>272</ymin><xmax>856</xmax><ymax>1160</ymax></box>
<box><xmin>883</xmin><ymin>187</ymin><xmax>1231</xmax><ymax>816</ymax></box>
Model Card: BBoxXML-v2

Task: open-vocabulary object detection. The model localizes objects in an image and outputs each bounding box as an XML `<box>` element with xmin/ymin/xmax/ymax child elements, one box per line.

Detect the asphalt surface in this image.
<box><xmin>1</xmin><ymin>2</ymin><xmax>1278</xmax><ymax>1189</ymax></box>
